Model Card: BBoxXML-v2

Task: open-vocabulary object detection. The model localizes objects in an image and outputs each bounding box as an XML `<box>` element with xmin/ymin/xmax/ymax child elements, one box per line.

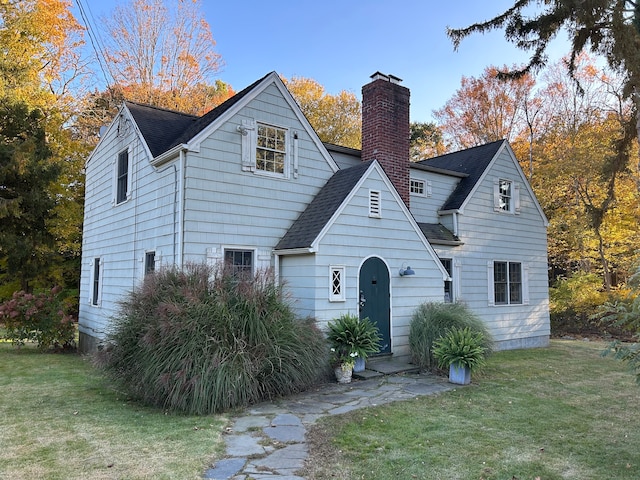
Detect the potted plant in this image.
<box><xmin>327</xmin><ymin>313</ymin><xmax>381</xmax><ymax>378</ymax></box>
<box><xmin>329</xmin><ymin>345</ymin><xmax>358</xmax><ymax>383</ymax></box>
<box><xmin>432</xmin><ymin>327</ymin><xmax>487</xmax><ymax>385</ymax></box>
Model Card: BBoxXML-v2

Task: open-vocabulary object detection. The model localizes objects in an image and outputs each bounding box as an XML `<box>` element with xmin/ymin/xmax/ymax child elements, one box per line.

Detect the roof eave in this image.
<box><xmin>150</xmin><ymin>144</ymin><xmax>188</xmax><ymax>167</ymax></box>
<box><xmin>428</xmin><ymin>239</ymin><xmax>464</xmax><ymax>246</ymax></box>
<box><xmin>273</xmin><ymin>247</ymin><xmax>317</xmax><ymax>255</ymax></box>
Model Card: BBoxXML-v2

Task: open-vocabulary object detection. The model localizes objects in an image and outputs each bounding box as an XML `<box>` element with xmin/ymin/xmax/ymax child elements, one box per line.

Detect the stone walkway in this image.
<box><xmin>202</xmin><ymin>369</ymin><xmax>455</xmax><ymax>479</ymax></box>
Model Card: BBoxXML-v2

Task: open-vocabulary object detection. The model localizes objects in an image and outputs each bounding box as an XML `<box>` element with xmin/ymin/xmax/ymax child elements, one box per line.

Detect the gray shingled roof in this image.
<box><xmin>417</xmin><ymin>223</ymin><xmax>462</xmax><ymax>245</ymax></box>
<box><xmin>125</xmin><ymin>103</ymin><xmax>197</xmax><ymax>157</ymax></box>
<box><xmin>126</xmin><ymin>72</ymin><xmax>273</xmax><ymax>158</ymax></box>
<box><xmin>418</xmin><ymin>139</ymin><xmax>505</xmax><ymax>211</ymax></box>
<box><xmin>275</xmin><ymin>161</ymin><xmax>374</xmax><ymax>251</ymax></box>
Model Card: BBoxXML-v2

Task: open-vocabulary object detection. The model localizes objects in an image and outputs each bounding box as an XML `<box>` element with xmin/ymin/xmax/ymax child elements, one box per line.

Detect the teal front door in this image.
<box><xmin>359</xmin><ymin>257</ymin><xmax>391</xmax><ymax>354</ymax></box>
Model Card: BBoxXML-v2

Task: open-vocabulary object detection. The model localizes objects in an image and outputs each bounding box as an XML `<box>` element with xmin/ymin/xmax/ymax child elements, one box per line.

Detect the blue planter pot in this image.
<box><xmin>449</xmin><ymin>363</ymin><xmax>471</xmax><ymax>385</ymax></box>
<box><xmin>353</xmin><ymin>356</ymin><xmax>366</xmax><ymax>373</ymax></box>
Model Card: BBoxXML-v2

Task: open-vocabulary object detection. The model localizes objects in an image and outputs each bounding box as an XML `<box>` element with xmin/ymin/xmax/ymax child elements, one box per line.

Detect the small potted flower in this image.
<box><xmin>432</xmin><ymin>326</ymin><xmax>488</xmax><ymax>385</ymax></box>
<box><xmin>330</xmin><ymin>345</ymin><xmax>358</xmax><ymax>383</ymax></box>
<box><xmin>327</xmin><ymin>313</ymin><xmax>381</xmax><ymax>380</ymax></box>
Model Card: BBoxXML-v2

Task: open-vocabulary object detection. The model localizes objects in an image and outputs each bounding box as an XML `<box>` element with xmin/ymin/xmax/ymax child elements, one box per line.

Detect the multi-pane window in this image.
<box><xmin>92</xmin><ymin>258</ymin><xmax>101</xmax><ymax>306</ymax></box>
<box><xmin>410</xmin><ymin>179</ymin><xmax>425</xmax><ymax>195</ymax></box>
<box><xmin>494</xmin><ymin>261</ymin><xmax>522</xmax><ymax>305</ymax></box>
<box><xmin>498</xmin><ymin>179</ymin><xmax>511</xmax><ymax>212</ymax></box>
<box><xmin>256</xmin><ymin>124</ymin><xmax>286</xmax><ymax>174</ymax></box>
<box><xmin>329</xmin><ymin>266</ymin><xmax>345</xmax><ymax>301</ymax></box>
<box><xmin>224</xmin><ymin>249</ymin><xmax>253</xmax><ymax>278</ymax></box>
<box><xmin>441</xmin><ymin>258</ymin><xmax>453</xmax><ymax>303</ymax></box>
<box><xmin>116</xmin><ymin>150</ymin><xmax>129</xmax><ymax>204</ymax></box>
<box><xmin>144</xmin><ymin>251</ymin><xmax>156</xmax><ymax>275</ymax></box>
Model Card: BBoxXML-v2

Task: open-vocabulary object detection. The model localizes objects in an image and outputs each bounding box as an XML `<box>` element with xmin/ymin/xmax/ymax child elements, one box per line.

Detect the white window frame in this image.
<box><xmin>329</xmin><ymin>265</ymin><xmax>346</xmax><ymax>302</ymax></box>
<box><xmin>223</xmin><ymin>248</ymin><xmax>255</xmax><ymax>278</ymax></box>
<box><xmin>410</xmin><ymin>178</ymin><xmax>432</xmax><ymax>197</ymax></box>
<box><xmin>240</xmin><ymin>119</ymin><xmax>291</xmax><ymax>179</ymax></box>
<box><xmin>89</xmin><ymin>257</ymin><xmax>102</xmax><ymax>307</ymax></box>
<box><xmin>487</xmin><ymin>260</ymin><xmax>529</xmax><ymax>306</ymax></box>
<box><xmin>369</xmin><ymin>189</ymin><xmax>381</xmax><ymax>218</ymax></box>
<box><xmin>493</xmin><ymin>178</ymin><xmax>520</xmax><ymax>214</ymax></box>
<box><xmin>113</xmin><ymin>148</ymin><xmax>132</xmax><ymax>205</ymax></box>
<box><xmin>440</xmin><ymin>257</ymin><xmax>454</xmax><ymax>303</ymax></box>
<box><xmin>144</xmin><ymin>251</ymin><xmax>156</xmax><ymax>276</ymax></box>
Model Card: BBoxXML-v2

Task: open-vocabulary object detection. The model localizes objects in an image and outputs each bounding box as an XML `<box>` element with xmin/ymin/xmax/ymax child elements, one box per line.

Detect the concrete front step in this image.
<box><xmin>353</xmin><ymin>356</ymin><xmax>421</xmax><ymax>379</ymax></box>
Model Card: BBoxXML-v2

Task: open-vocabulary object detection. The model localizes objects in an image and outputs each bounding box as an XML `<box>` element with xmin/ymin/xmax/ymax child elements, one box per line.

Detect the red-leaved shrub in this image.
<box><xmin>0</xmin><ymin>287</ymin><xmax>76</xmax><ymax>350</ymax></box>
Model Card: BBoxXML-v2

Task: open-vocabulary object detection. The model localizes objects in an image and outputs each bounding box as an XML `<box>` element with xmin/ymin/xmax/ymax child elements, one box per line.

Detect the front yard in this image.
<box><xmin>0</xmin><ymin>343</ymin><xmax>227</xmax><ymax>479</ymax></box>
<box><xmin>302</xmin><ymin>339</ymin><xmax>640</xmax><ymax>479</ymax></box>
<box><xmin>1</xmin><ymin>339</ymin><xmax>638</xmax><ymax>479</ymax></box>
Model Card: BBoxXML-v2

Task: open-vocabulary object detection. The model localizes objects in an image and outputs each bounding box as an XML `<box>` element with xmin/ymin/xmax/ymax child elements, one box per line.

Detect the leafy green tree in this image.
<box><xmin>0</xmin><ymin>101</ymin><xmax>60</xmax><ymax>292</ymax></box>
<box><xmin>0</xmin><ymin>0</ymin><xmax>88</xmax><ymax>298</ymax></box>
<box><xmin>447</xmin><ymin>0</ymin><xmax>640</xmax><ymax>182</ymax></box>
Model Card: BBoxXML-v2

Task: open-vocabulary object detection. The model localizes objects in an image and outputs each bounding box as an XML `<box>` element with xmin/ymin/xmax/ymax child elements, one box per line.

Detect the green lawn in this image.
<box><xmin>302</xmin><ymin>340</ymin><xmax>640</xmax><ymax>480</ymax></box>
<box><xmin>0</xmin><ymin>343</ymin><xmax>227</xmax><ymax>479</ymax></box>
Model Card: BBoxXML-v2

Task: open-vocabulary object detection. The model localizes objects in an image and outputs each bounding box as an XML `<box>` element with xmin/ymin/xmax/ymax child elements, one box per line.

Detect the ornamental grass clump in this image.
<box><xmin>409</xmin><ymin>302</ymin><xmax>493</xmax><ymax>370</ymax></box>
<box><xmin>96</xmin><ymin>263</ymin><xmax>327</xmax><ymax>414</ymax></box>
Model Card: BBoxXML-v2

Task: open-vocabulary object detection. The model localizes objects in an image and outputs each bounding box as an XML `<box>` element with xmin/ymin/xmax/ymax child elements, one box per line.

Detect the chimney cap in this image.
<box><xmin>370</xmin><ymin>72</ymin><xmax>403</xmax><ymax>84</ymax></box>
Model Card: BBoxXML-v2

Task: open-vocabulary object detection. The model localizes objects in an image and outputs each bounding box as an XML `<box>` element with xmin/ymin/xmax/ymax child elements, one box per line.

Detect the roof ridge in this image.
<box><xmin>125</xmin><ymin>100</ymin><xmax>198</xmax><ymax>118</ymax></box>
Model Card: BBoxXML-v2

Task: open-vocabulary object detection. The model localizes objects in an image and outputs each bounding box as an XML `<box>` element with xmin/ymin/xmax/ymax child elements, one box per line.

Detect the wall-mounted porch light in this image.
<box><xmin>399</xmin><ymin>263</ymin><xmax>415</xmax><ymax>276</ymax></box>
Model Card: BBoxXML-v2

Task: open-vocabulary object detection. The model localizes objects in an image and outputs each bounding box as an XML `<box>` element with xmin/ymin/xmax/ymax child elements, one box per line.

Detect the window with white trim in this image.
<box><xmin>369</xmin><ymin>190</ymin><xmax>381</xmax><ymax>217</ymax></box>
<box><xmin>410</xmin><ymin>178</ymin><xmax>432</xmax><ymax>197</ymax></box>
<box><xmin>240</xmin><ymin>119</ymin><xmax>291</xmax><ymax>178</ymax></box>
<box><xmin>91</xmin><ymin>257</ymin><xmax>101</xmax><ymax>306</ymax></box>
<box><xmin>144</xmin><ymin>251</ymin><xmax>156</xmax><ymax>275</ymax></box>
<box><xmin>329</xmin><ymin>266</ymin><xmax>345</xmax><ymax>302</ymax></box>
<box><xmin>440</xmin><ymin>258</ymin><xmax>453</xmax><ymax>303</ymax></box>
<box><xmin>492</xmin><ymin>261</ymin><xmax>522</xmax><ymax>305</ymax></box>
<box><xmin>115</xmin><ymin>149</ymin><xmax>130</xmax><ymax>204</ymax></box>
<box><xmin>494</xmin><ymin>178</ymin><xmax>520</xmax><ymax>214</ymax></box>
<box><xmin>224</xmin><ymin>249</ymin><xmax>253</xmax><ymax>279</ymax></box>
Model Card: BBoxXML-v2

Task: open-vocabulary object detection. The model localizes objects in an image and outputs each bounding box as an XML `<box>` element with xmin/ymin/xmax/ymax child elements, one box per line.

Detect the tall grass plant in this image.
<box><xmin>409</xmin><ymin>302</ymin><xmax>492</xmax><ymax>370</ymax></box>
<box><xmin>97</xmin><ymin>263</ymin><xmax>326</xmax><ymax>414</ymax></box>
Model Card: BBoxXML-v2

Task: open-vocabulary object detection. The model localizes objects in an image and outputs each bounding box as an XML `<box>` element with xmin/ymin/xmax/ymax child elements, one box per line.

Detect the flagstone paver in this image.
<box><xmin>202</xmin><ymin>372</ymin><xmax>455</xmax><ymax>479</ymax></box>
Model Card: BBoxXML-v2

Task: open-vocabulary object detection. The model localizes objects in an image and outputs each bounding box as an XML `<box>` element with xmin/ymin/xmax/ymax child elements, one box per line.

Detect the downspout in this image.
<box><xmin>452</xmin><ymin>212</ymin><xmax>459</xmax><ymax>237</ymax></box>
<box><xmin>132</xmin><ymin>138</ymin><xmax>139</xmax><ymax>287</ymax></box>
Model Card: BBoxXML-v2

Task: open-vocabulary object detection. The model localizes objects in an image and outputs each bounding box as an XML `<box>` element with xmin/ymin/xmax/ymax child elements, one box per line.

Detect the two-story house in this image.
<box><xmin>78</xmin><ymin>71</ymin><xmax>550</xmax><ymax>356</ymax></box>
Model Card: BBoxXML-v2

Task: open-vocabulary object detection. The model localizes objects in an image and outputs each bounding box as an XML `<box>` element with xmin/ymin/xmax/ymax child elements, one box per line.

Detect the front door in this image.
<box><xmin>359</xmin><ymin>257</ymin><xmax>391</xmax><ymax>354</ymax></box>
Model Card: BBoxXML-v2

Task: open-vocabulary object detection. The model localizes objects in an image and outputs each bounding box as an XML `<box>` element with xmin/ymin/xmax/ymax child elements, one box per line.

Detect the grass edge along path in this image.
<box><xmin>302</xmin><ymin>339</ymin><xmax>640</xmax><ymax>480</ymax></box>
<box><xmin>0</xmin><ymin>343</ymin><xmax>228</xmax><ymax>480</ymax></box>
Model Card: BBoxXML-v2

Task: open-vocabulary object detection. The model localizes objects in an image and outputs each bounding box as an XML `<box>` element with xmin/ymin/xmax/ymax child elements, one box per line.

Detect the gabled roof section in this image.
<box><xmin>418</xmin><ymin>139</ymin><xmax>505</xmax><ymax>211</ymax></box>
<box><xmin>417</xmin><ymin>223</ymin><xmax>463</xmax><ymax>246</ymax></box>
<box><xmin>125</xmin><ymin>102</ymin><xmax>197</xmax><ymax>157</ymax></box>
<box><xmin>275</xmin><ymin>161</ymin><xmax>374</xmax><ymax>251</ymax></box>
<box><xmin>125</xmin><ymin>73</ymin><xmax>271</xmax><ymax>158</ymax></box>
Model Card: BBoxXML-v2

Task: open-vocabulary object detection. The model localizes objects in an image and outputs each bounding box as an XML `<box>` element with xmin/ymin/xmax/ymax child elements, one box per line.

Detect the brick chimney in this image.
<box><xmin>361</xmin><ymin>72</ymin><xmax>410</xmax><ymax>206</ymax></box>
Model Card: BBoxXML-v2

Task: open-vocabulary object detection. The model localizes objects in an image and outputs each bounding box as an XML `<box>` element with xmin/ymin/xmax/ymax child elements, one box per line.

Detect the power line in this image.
<box><xmin>74</xmin><ymin>0</ymin><xmax>117</xmax><ymax>91</ymax></box>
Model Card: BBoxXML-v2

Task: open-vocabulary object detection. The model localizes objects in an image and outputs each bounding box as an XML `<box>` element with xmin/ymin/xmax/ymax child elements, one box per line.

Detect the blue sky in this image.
<box><xmin>74</xmin><ymin>0</ymin><xmax>570</xmax><ymax>122</ymax></box>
